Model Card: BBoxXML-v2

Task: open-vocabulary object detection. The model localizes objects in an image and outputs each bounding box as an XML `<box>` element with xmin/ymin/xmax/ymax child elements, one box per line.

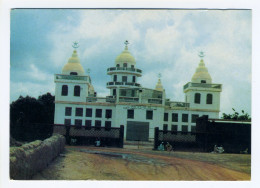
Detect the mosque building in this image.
<box><xmin>54</xmin><ymin>41</ymin><xmax>222</xmax><ymax>141</ymax></box>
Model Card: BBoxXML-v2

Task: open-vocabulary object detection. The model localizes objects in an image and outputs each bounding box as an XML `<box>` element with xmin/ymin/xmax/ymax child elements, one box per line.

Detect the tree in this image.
<box><xmin>222</xmin><ymin>108</ymin><xmax>251</xmax><ymax>121</ymax></box>
<box><xmin>10</xmin><ymin>93</ymin><xmax>55</xmax><ymax>141</ymax></box>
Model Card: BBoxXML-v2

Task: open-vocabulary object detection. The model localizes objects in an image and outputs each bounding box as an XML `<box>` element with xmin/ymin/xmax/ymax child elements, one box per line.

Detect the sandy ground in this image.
<box><xmin>32</xmin><ymin>145</ymin><xmax>251</xmax><ymax>180</ymax></box>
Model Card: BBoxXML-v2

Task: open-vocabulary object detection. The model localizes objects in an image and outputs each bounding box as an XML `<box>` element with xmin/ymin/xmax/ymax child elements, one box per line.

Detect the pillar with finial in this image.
<box><xmin>155</xmin><ymin>73</ymin><xmax>164</xmax><ymax>92</ymax></box>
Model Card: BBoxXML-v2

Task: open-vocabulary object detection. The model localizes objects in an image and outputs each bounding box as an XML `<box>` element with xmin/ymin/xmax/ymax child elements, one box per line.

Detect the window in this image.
<box><xmin>206</xmin><ymin>94</ymin><xmax>213</xmax><ymax>104</ymax></box>
<box><xmin>61</xmin><ymin>85</ymin><xmax>68</xmax><ymax>96</ymax></box>
<box><xmin>95</xmin><ymin>120</ymin><xmax>101</xmax><ymax>129</ymax></box>
<box><xmin>146</xmin><ymin>110</ymin><xmax>153</xmax><ymax>120</ymax></box>
<box><xmin>70</xmin><ymin>72</ymin><xmax>78</xmax><ymax>75</ymax></box>
<box><xmin>131</xmin><ymin>65</ymin><xmax>134</xmax><ymax>69</ymax></box>
<box><xmin>127</xmin><ymin>109</ymin><xmax>134</xmax><ymax>119</ymax></box>
<box><xmin>75</xmin><ymin>108</ymin><xmax>83</xmax><ymax>116</ymax></box>
<box><xmin>65</xmin><ymin>107</ymin><xmax>72</xmax><ymax>116</ymax></box>
<box><xmin>192</xmin><ymin>114</ymin><xmax>199</xmax><ymax>123</ymax></box>
<box><xmin>201</xmin><ymin>80</ymin><xmax>206</xmax><ymax>83</ymax></box>
<box><xmin>64</xmin><ymin>119</ymin><xmax>71</xmax><ymax>125</ymax></box>
<box><xmin>85</xmin><ymin>120</ymin><xmax>92</xmax><ymax>128</ymax></box>
<box><xmin>121</xmin><ymin>89</ymin><xmax>126</xmax><ymax>96</ymax></box>
<box><xmin>122</xmin><ymin>76</ymin><xmax>127</xmax><ymax>82</ymax></box>
<box><xmin>123</xmin><ymin>63</ymin><xmax>127</xmax><ymax>68</ymax></box>
<box><xmin>194</xmin><ymin>93</ymin><xmax>201</xmax><ymax>104</ymax></box>
<box><xmin>171</xmin><ymin>125</ymin><xmax>178</xmax><ymax>132</ymax></box>
<box><xmin>113</xmin><ymin>89</ymin><xmax>116</xmax><ymax>96</ymax></box>
<box><xmin>132</xmin><ymin>76</ymin><xmax>136</xmax><ymax>83</ymax></box>
<box><xmin>74</xmin><ymin>85</ymin><xmax>80</xmax><ymax>96</ymax></box>
<box><xmin>131</xmin><ymin>90</ymin><xmax>135</xmax><ymax>97</ymax></box>
<box><xmin>86</xmin><ymin>108</ymin><xmax>92</xmax><ymax>117</ymax></box>
<box><xmin>172</xmin><ymin>113</ymin><xmax>178</xmax><ymax>122</ymax></box>
<box><xmin>105</xmin><ymin>121</ymin><xmax>111</xmax><ymax>130</ymax></box>
<box><xmin>114</xmin><ymin>75</ymin><xmax>117</xmax><ymax>82</ymax></box>
<box><xmin>191</xmin><ymin>126</ymin><xmax>196</xmax><ymax>133</ymax></box>
<box><xmin>105</xmin><ymin>109</ymin><xmax>112</xmax><ymax>118</ymax></box>
<box><xmin>163</xmin><ymin>124</ymin><xmax>168</xmax><ymax>132</ymax></box>
<box><xmin>182</xmin><ymin>114</ymin><xmax>188</xmax><ymax>122</ymax></box>
<box><xmin>116</xmin><ymin>64</ymin><xmax>120</xmax><ymax>67</ymax></box>
<box><xmin>182</xmin><ymin>125</ymin><xmax>188</xmax><ymax>134</ymax></box>
<box><xmin>164</xmin><ymin>113</ymin><xmax>169</xmax><ymax>121</ymax></box>
<box><xmin>96</xmin><ymin>109</ymin><xmax>102</xmax><ymax>118</ymax></box>
<box><xmin>75</xmin><ymin>119</ymin><xmax>82</xmax><ymax>126</ymax></box>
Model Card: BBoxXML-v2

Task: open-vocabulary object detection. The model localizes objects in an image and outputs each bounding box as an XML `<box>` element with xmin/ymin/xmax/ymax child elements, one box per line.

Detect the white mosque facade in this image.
<box><xmin>54</xmin><ymin>41</ymin><xmax>222</xmax><ymax>141</ymax></box>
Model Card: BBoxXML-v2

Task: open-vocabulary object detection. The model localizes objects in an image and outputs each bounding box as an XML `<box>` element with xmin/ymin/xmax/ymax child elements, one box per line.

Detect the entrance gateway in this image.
<box><xmin>126</xmin><ymin>121</ymin><xmax>149</xmax><ymax>141</ymax></box>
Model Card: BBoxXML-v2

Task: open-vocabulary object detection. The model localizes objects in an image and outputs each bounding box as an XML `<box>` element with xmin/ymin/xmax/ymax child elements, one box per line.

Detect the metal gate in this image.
<box><xmin>126</xmin><ymin>121</ymin><xmax>149</xmax><ymax>141</ymax></box>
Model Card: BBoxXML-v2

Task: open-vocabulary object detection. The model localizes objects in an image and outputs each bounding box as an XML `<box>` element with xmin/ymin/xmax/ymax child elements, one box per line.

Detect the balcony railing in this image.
<box><xmin>86</xmin><ymin>97</ymin><xmax>116</xmax><ymax>103</ymax></box>
<box><xmin>55</xmin><ymin>74</ymin><xmax>89</xmax><ymax>81</ymax></box>
<box><xmin>148</xmin><ymin>98</ymin><xmax>163</xmax><ymax>104</ymax></box>
<box><xmin>183</xmin><ymin>82</ymin><xmax>222</xmax><ymax>90</ymax></box>
<box><xmin>107</xmin><ymin>67</ymin><xmax>142</xmax><ymax>74</ymax></box>
<box><xmin>119</xmin><ymin>97</ymin><xmax>139</xmax><ymax>103</ymax></box>
<box><xmin>167</xmin><ymin>101</ymin><xmax>190</xmax><ymax>108</ymax></box>
<box><xmin>107</xmin><ymin>81</ymin><xmax>141</xmax><ymax>87</ymax></box>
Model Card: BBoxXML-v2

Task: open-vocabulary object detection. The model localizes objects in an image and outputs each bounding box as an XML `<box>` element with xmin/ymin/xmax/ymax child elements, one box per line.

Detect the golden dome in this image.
<box><xmin>62</xmin><ymin>50</ymin><xmax>85</xmax><ymax>75</ymax></box>
<box><xmin>191</xmin><ymin>59</ymin><xmax>212</xmax><ymax>83</ymax></box>
<box><xmin>115</xmin><ymin>44</ymin><xmax>136</xmax><ymax>67</ymax></box>
<box><xmin>155</xmin><ymin>78</ymin><xmax>164</xmax><ymax>92</ymax></box>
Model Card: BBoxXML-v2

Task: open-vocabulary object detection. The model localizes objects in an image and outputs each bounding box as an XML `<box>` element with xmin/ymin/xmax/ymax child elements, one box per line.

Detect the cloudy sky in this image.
<box><xmin>10</xmin><ymin>9</ymin><xmax>251</xmax><ymax>115</ymax></box>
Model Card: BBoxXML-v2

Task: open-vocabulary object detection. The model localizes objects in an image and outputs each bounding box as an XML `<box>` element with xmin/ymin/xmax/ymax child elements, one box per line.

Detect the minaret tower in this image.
<box><xmin>106</xmin><ymin>40</ymin><xmax>142</xmax><ymax>97</ymax></box>
<box><xmin>183</xmin><ymin>52</ymin><xmax>222</xmax><ymax>118</ymax></box>
<box><xmin>54</xmin><ymin>42</ymin><xmax>91</xmax><ymax>103</ymax></box>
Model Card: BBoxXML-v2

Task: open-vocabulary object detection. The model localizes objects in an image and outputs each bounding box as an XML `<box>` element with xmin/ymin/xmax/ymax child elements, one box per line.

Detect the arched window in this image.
<box><xmin>70</xmin><ymin>72</ymin><xmax>78</xmax><ymax>75</ymax></box>
<box><xmin>194</xmin><ymin>93</ymin><xmax>201</xmax><ymax>104</ymax></box>
<box><xmin>206</xmin><ymin>94</ymin><xmax>213</xmax><ymax>104</ymax></box>
<box><xmin>132</xmin><ymin>76</ymin><xmax>136</xmax><ymax>83</ymax></box>
<box><xmin>113</xmin><ymin>75</ymin><xmax>117</xmax><ymax>81</ymax></box>
<box><xmin>116</xmin><ymin>64</ymin><xmax>120</xmax><ymax>67</ymax></box>
<box><xmin>74</xmin><ymin>85</ymin><xmax>80</xmax><ymax>96</ymax></box>
<box><xmin>123</xmin><ymin>63</ymin><xmax>127</xmax><ymax>68</ymax></box>
<box><xmin>61</xmin><ymin>85</ymin><xmax>68</xmax><ymax>96</ymax></box>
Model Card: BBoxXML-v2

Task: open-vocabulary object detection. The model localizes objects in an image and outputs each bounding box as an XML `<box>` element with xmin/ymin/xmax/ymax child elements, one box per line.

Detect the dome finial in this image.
<box><xmin>72</xmin><ymin>41</ymin><xmax>80</xmax><ymax>49</ymax></box>
<box><xmin>124</xmin><ymin>40</ymin><xmax>129</xmax><ymax>50</ymax></box>
<box><xmin>198</xmin><ymin>51</ymin><xmax>205</xmax><ymax>59</ymax></box>
<box><xmin>155</xmin><ymin>73</ymin><xmax>164</xmax><ymax>92</ymax></box>
<box><xmin>86</xmin><ymin>68</ymin><xmax>91</xmax><ymax>75</ymax></box>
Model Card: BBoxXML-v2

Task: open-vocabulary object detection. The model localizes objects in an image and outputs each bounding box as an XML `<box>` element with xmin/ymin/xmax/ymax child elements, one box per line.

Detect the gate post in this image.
<box><xmin>154</xmin><ymin>127</ymin><xmax>159</xmax><ymax>150</ymax></box>
<box><xmin>65</xmin><ymin>125</ymin><xmax>71</xmax><ymax>145</ymax></box>
<box><xmin>119</xmin><ymin>125</ymin><xmax>124</xmax><ymax>148</ymax></box>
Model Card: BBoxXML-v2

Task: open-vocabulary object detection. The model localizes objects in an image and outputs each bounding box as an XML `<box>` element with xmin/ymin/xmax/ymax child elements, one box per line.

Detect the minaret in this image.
<box><xmin>106</xmin><ymin>40</ymin><xmax>142</xmax><ymax>98</ymax></box>
<box><xmin>54</xmin><ymin>42</ymin><xmax>91</xmax><ymax>103</ymax></box>
<box><xmin>155</xmin><ymin>73</ymin><xmax>164</xmax><ymax>92</ymax></box>
<box><xmin>183</xmin><ymin>52</ymin><xmax>222</xmax><ymax>118</ymax></box>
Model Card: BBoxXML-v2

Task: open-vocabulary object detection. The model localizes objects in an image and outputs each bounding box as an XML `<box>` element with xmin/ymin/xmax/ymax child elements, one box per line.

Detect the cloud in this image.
<box><xmin>10</xmin><ymin>9</ymin><xmax>251</xmax><ymax>115</ymax></box>
<box><xmin>27</xmin><ymin>64</ymin><xmax>51</xmax><ymax>81</ymax></box>
<box><xmin>10</xmin><ymin>81</ymin><xmax>55</xmax><ymax>102</ymax></box>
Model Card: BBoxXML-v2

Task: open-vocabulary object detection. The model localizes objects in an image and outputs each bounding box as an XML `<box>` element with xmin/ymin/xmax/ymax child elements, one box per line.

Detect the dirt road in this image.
<box><xmin>32</xmin><ymin>146</ymin><xmax>250</xmax><ymax>180</ymax></box>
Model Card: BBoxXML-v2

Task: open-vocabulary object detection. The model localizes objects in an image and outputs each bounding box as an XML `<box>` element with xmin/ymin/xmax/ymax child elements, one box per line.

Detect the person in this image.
<box><xmin>166</xmin><ymin>142</ymin><xmax>173</xmax><ymax>153</ymax></box>
<box><xmin>158</xmin><ymin>142</ymin><xmax>165</xmax><ymax>151</ymax></box>
<box><xmin>213</xmin><ymin>144</ymin><xmax>224</xmax><ymax>153</ymax></box>
<box><xmin>95</xmin><ymin>138</ymin><xmax>101</xmax><ymax>147</ymax></box>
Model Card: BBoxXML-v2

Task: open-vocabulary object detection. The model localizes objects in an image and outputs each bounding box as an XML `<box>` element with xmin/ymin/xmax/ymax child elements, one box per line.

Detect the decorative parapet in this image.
<box><xmin>107</xmin><ymin>67</ymin><xmax>142</xmax><ymax>76</ymax></box>
<box><xmin>55</xmin><ymin>74</ymin><xmax>89</xmax><ymax>82</ymax></box>
<box><xmin>183</xmin><ymin>82</ymin><xmax>222</xmax><ymax>91</ymax></box>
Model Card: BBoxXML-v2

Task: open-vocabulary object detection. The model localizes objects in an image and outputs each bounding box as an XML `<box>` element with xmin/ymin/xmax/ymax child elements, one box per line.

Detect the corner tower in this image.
<box><xmin>106</xmin><ymin>40</ymin><xmax>142</xmax><ymax>97</ymax></box>
<box><xmin>183</xmin><ymin>52</ymin><xmax>222</xmax><ymax>118</ymax></box>
<box><xmin>54</xmin><ymin>43</ymin><xmax>91</xmax><ymax>104</ymax></box>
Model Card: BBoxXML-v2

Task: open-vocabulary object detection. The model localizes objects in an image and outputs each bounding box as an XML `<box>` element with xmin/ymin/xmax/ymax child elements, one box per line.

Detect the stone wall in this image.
<box><xmin>10</xmin><ymin>134</ymin><xmax>65</xmax><ymax>179</ymax></box>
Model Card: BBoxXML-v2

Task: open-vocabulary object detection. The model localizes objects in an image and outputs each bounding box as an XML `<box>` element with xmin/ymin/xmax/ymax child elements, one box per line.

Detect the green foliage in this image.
<box><xmin>222</xmin><ymin>108</ymin><xmax>251</xmax><ymax>121</ymax></box>
<box><xmin>10</xmin><ymin>92</ymin><xmax>55</xmax><ymax>141</ymax></box>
